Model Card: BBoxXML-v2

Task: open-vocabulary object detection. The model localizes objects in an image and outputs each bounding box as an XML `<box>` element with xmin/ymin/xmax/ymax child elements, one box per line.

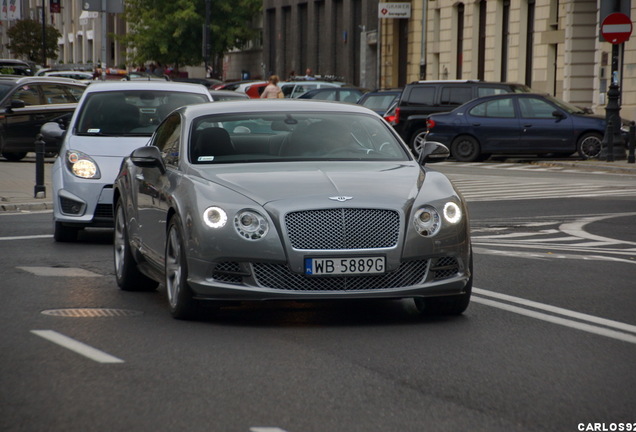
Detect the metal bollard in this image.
<box><xmin>629</xmin><ymin>121</ymin><xmax>635</xmax><ymax>164</ymax></box>
<box><xmin>600</xmin><ymin>120</ymin><xmax>615</xmax><ymax>162</ymax></box>
<box><xmin>34</xmin><ymin>133</ymin><xmax>46</xmax><ymax>198</ymax></box>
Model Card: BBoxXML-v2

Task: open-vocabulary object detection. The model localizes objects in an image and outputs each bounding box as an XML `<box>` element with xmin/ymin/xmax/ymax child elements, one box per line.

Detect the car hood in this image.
<box><xmin>65</xmin><ymin>134</ymin><xmax>151</xmax><ymax>157</ymax></box>
<box><xmin>192</xmin><ymin>162</ymin><xmax>427</xmax><ymax>208</ymax></box>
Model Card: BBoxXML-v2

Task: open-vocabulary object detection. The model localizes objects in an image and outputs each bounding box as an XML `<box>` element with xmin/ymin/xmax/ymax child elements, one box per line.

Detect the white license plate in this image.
<box><xmin>304</xmin><ymin>257</ymin><xmax>386</xmax><ymax>275</ymax></box>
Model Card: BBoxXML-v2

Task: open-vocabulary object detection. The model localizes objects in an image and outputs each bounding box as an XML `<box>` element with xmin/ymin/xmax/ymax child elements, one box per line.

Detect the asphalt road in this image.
<box><xmin>1</xmin><ymin>161</ymin><xmax>635</xmax><ymax>432</ymax></box>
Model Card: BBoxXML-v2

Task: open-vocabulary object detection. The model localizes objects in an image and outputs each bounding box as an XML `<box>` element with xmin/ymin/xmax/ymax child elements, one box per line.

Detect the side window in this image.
<box><xmin>440</xmin><ymin>86</ymin><xmax>472</xmax><ymax>105</ymax></box>
<box><xmin>406</xmin><ymin>86</ymin><xmax>435</xmax><ymax>106</ymax></box>
<box><xmin>40</xmin><ymin>84</ymin><xmax>75</xmax><ymax>104</ymax></box>
<box><xmin>518</xmin><ymin>97</ymin><xmax>556</xmax><ymax>119</ymax></box>
<box><xmin>478</xmin><ymin>87</ymin><xmax>509</xmax><ymax>97</ymax></box>
<box><xmin>13</xmin><ymin>85</ymin><xmax>41</xmax><ymax>106</ymax></box>
<box><xmin>469</xmin><ymin>98</ymin><xmax>515</xmax><ymax>118</ymax></box>
<box><xmin>153</xmin><ymin>114</ymin><xmax>181</xmax><ymax>166</ymax></box>
<box><xmin>64</xmin><ymin>85</ymin><xmax>86</xmax><ymax>102</ymax></box>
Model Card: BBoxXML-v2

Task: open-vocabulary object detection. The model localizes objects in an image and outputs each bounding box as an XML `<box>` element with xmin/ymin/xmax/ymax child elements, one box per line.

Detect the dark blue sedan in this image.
<box><xmin>422</xmin><ymin>93</ymin><xmax>620</xmax><ymax>161</ymax></box>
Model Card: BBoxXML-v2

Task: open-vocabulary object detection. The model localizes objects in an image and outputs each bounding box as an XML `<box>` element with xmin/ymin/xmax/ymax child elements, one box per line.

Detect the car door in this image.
<box><xmin>516</xmin><ymin>95</ymin><xmax>572</xmax><ymax>153</ymax></box>
<box><xmin>4</xmin><ymin>83</ymin><xmax>82</xmax><ymax>148</ymax></box>
<box><xmin>135</xmin><ymin>114</ymin><xmax>183</xmax><ymax>266</ymax></box>
<box><xmin>465</xmin><ymin>96</ymin><xmax>520</xmax><ymax>152</ymax></box>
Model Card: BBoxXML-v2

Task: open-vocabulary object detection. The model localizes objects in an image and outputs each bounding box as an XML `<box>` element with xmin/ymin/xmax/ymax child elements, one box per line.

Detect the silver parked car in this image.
<box><xmin>113</xmin><ymin>100</ymin><xmax>472</xmax><ymax>319</ymax></box>
<box><xmin>42</xmin><ymin>81</ymin><xmax>213</xmax><ymax>241</ymax></box>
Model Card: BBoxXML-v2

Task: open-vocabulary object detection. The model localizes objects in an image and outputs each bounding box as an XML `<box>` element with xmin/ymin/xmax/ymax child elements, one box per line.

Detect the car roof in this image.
<box><xmin>0</xmin><ymin>75</ymin><xmax>87</xmax><ymax>85</ymax></box>
<box><xmin>82</xmin><ymin>80</ymin><xmax>211</xmax><ymax>95</ymax></box>
<box><xmin>181</xmin><ymin>99</ymin><xmax>377</xmax><ymax>117</ymax></box>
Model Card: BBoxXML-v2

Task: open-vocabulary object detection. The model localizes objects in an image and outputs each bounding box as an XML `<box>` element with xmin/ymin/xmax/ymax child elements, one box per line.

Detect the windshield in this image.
<box><xmin>76</xmin><ymin>90</ymin><xmax>209</xmax><ymax>136</ymax></box>
<box><xmin>0</xmin><ymin>83</ymin><xmax>13</xmax><ymax>101</ymax></box>
<box><xmin>189</xmin><ymin>112</ymin><xmax>410</xmax><ymax>164</ymax></box>
<box><xmin>360</xmin><ymin>93</ymin><xmax>399</xmax><ymax>111</ymax></box>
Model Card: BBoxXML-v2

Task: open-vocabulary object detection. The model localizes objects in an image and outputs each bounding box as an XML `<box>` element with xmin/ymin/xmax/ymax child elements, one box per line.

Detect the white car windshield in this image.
<box><xmin>76</xmin><ymin>90</ymin><xmax>209</xmax><ymax>136</ymax></box>
<box><xmin>189</xmin><ymin>112</ymin><xmax>410</xmax><ymax>163</ymax></box>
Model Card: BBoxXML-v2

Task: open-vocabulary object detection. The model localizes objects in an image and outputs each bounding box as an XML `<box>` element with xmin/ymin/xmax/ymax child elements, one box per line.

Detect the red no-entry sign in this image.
<box><xmin>601</xmin><ymin>12</ymin><xmax>633</xmax><ymax>44</ymax></box>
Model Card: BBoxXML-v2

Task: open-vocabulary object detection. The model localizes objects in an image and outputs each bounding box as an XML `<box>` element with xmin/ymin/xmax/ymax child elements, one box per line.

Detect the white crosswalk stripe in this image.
<box><xmin>441</xmin><ymin>174</ymin><xmax>636</xmax><ymax>202</ymax></box>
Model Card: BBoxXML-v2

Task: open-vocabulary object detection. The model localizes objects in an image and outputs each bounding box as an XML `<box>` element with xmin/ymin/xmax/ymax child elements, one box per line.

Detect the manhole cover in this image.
<box><xmin>41</xmin><ymin>308</ymin><xmax>143</xmax><ymax>317</ymax></box>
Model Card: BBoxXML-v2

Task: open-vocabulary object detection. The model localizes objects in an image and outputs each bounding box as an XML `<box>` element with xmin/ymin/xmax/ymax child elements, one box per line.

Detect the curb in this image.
<box><xmin>0</xmin><ymin>201</ymin><xmax>54</xmax><ymax>212</ymax></box>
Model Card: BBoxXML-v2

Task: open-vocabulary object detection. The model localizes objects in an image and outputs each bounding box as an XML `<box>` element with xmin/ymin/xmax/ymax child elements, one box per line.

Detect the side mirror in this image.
<box><xmin>40</xmin><ymin>121</ymin><xmax>65</xmax><ymax>141</ymax></box>
<box><xmin>130</xmin><ymin>146</ymin><xmax>166</xmax><ymax>174</ymax></box>
<box><xmin>10</xmin><ymin>99</ymin><xmax>25</xmax><ymax>109</ymax></box>
<box><xmin>418</xmin><ymin>141</ymin><xmax>450</xmax><ymax>164</ymax></box>
<box><xmin>552</xmin><ymin>110</ymin><xmax>566</xmax><ymax>120</ymax></box>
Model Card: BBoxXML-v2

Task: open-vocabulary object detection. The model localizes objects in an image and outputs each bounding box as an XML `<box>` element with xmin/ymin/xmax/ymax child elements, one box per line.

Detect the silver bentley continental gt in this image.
<box><xmin>113</xmin><ymin>100</ymin><xmax>472</xmax><ymax>319</ymax></box>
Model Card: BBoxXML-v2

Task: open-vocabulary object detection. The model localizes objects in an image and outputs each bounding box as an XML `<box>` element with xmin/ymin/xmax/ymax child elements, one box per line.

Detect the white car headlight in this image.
<box><xmin>413</xmin><ymin>206</ymin><xmax>441</xmax><ymax>237</ymax></box>
<box><xmin>66</xmin><ymin>151</ymin><xmax>101</xmax><ymax>179</ymax></box>
<box><xmin>234</xmin><ymin>210</ymin><xmax>269</xmax><ymax>240</ymax></box>
<box><xmin>203</xmin><ymin>206</ymin><xmax>228</xmax><ymax>228</ymax></box>
<box><xmin>443</xmin><ymin>202</ymin><xmax>462</xmax><ymax>224</ymax></box>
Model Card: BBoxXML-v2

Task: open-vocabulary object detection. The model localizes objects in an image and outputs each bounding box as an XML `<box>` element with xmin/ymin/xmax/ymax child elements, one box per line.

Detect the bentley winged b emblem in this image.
<box><xmin>329</xmin><ymin>196</ymin><xmax>353</xmax><ymax>202</ymax></box>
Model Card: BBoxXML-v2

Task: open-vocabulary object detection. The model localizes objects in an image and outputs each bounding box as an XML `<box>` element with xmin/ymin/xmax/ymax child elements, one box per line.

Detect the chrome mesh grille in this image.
<box><xmin>285</xmin><ymin>208</ymin><xmax>400</xmax><ymax>250</ymax></box>
<box><xmin>252</xmin><ymin>260</ymin><xmax>428</xmax><ymax>291</ymax></box>
<box><xmin>431</xmin><ymin>256</ymin><xmax>459</xmax><ymax>280</ymax></box>
<box><xmin>212</xmin><ymin>262</ymin><xmax>243</xmax><ymax>284</ymax></box>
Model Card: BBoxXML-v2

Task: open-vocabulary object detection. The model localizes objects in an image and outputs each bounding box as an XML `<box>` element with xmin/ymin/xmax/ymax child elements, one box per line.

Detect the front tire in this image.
<box><xmin>450</xmin><ymin>135</ymin><xmax>481</xmax><ymax>162</ymax></box>
<box><xmin>577</xmin><ymin>132</ymin><xmax>602</xmax><ymax>159</ymax></box>
<box><xmin>165</xmin><ymin>215</ymin><xmax>202</xmax><ymax>320</ymax></box>
<box><xmin>415</xmin><ymin>255</ymin><xmax>473</xmax><ymax>316</ymax></box>
<box><xmin>114</xmin><ymin>200</ymin><xmax>157</xmax><ymax>291</ymax></box>
<box><xmin>54</xmin><ymin>221</ymin><xmax>80</xmax><ymax>242</ymax></box>
<box><xmin>2</xmin><ymin>151</ymin><xmax>28</xmax><ymax>162</ymax></box>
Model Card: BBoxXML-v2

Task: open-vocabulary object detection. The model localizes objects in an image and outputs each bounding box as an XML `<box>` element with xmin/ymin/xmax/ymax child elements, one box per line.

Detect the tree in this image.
<box><xmin>5</xmin><ymin>19</ymin><xmax>61</xmax><ymax>64</ymax></box>
<box><xmin>120</xmin><ymin>0</ymin><xmax>261</xmax><ymax>73</ymax></box>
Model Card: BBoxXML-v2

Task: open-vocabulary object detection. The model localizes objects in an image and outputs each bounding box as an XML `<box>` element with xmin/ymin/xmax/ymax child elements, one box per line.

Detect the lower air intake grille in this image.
<box><xmin>252</xmin><ymin>260</ymin><xmax>429</xmax><ymax>291</ymax></box>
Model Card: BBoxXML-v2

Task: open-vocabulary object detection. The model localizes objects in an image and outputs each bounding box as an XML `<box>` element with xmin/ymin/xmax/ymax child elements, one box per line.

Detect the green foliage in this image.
<box><xmin>5</xmin><ymin>19</ymin><xmax>61</xmax><ymax>64</ymax></box>
<box><xmin>120</xmin><ymin>0</ymin><xmax>261</xmax><ymax>69</ymax></box>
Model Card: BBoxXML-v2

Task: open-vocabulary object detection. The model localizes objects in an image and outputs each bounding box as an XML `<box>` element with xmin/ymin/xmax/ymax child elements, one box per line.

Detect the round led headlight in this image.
<box><xmin>203</xmin><ymin>206</ymin><xmax>227</xmax><ymax>228</ymax></box>
<box><xmin>413</xmin><ymin>206</ymin><xmax>441</xmax><ymax>237</ymax></box>
<box><xmin>234</xmin><ymin>210</ymin><xmax>269</xmax><ymax>240</ymax></box>
<box><xmin>66</xmin><ymin>151</ymin><xmax>101</xmax><ymax>179</ymax></box>
<box><xmin>443</xmin><ymin>202</ymin><xmax>462</xmax><ymax>224</ymax></box>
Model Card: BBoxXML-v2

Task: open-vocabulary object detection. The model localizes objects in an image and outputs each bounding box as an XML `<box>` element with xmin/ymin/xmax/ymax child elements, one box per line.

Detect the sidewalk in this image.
<box><xmin>1</xmin><ymin>155</ymin><xmax>636</xmax><ymax>213</ymax></box>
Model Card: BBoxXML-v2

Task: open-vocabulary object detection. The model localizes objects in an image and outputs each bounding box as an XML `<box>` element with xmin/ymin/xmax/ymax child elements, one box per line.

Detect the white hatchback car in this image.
<box><xmin>41</xmin><ymin>81</ymin><xmax>213</xmax><ymax>241</ymax></box>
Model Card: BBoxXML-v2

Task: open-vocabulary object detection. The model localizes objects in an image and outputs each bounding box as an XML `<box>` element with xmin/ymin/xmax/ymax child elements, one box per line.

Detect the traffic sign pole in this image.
<box><xmin>600</xmin><ymin>13</ymin><xmax>632</xmax><ymax>161</ymax></box>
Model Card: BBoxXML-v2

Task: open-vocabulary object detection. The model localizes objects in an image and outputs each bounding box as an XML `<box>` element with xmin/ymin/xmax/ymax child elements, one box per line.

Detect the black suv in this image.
<box><xmin>0</xmin><ymin>76</ymin><xmax>87</xmax><ymax>161</ymax></box>
<box><xmin>392</xmin><ymin>80</ymin><xmax>531</xmax><ymax>148</ymax></box>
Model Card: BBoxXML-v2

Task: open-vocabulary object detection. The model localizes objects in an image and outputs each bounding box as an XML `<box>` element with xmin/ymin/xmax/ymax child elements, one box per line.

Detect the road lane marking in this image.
<box><xmin>18</xmin><ymin>266</ymin><xmax>102</xmax><ymax>277</ymax></box>
<box><xmin>31</xmin><ymin>330</ymin><xmax>124</xmax><ymax>363</ymax></box>
<box><xmin>473</xmin><ymin>288</ymin><xmax>636</xmax><ymax>344</ymax></box>
<box><xmin>250</xmin><ymin>428</ymin><xmax>289</xmax><ymax>432</ymax></box>
<box><xmin>0</xmin><ymin>234</ymin><xmax>53</xmax><ymax>241</ymax></box>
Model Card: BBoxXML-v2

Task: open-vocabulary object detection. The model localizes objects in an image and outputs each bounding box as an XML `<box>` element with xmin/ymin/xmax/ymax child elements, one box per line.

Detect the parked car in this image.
<box><xmin>0</xmin><ymin>76</ymin><xmax>87</xmax><ymax>161</ymax></box>
<box><xmin>297</xmin><ymin>87</ymin><xmax>368</xmax><ymax>103</ymax></box>
<box><xmin>41</xmin><ymin>81</ymin><xmax>213</xmax><ymax>242</ymax></box>
<box><xmin>0</xmin><ymin>59</ymin><xmax>34</xmax><ymax>76</ymax></box>
<box><xmin>209</xmin><ymin>89</ymin><xmax>250</xmax><ymax>101</ymax></box>
<box><xmin>357</xmin><ymin>89</ymin><xmax>402</xmax><ymax>115</ymax></box>
<box><xmin>112</xmin><ymin>100</ymin><xmax>472</xmax><ymax>320</ymax></box>
<box><xmin>235</xmin><ymin>81</ymin><xmax>268</xmax><ymax>98</ymax></box>
<box><xmin>393</xmin><ymin>80</ymin><xmax>532</xmax><ymax>149</ymax></box>
<box><xmin>280</xmin><ymin>80</ymin><xmax>345</xmax><ymax>98</ymax></box>
<box><xmin>423</xmin><ymin>92</ymin><xmax>623</xmax><ymax>161</ymax></box>
<box><xmin>41</xmin><ymin>71</ymin><xmax>94</xmax><ymax>82</ymax></box>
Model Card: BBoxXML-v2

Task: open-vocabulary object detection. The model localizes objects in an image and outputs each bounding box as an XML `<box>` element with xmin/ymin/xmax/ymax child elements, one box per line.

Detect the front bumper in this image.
<box><xmin>186</xmin><ymin>255</ymin><xmax>471</xmax><ymax>302</ymax></box>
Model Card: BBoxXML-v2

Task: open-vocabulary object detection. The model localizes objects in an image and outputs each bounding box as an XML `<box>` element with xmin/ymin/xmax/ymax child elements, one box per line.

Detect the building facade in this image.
<box><xmin>262</xmin><ymin>0</ymin><xmax>380</xmax><ymax>88</ymax></box>
<box><xmin>380</xmin><ymin>0</ymin><xmax>636</xmax><ymax>121</ymax></box>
